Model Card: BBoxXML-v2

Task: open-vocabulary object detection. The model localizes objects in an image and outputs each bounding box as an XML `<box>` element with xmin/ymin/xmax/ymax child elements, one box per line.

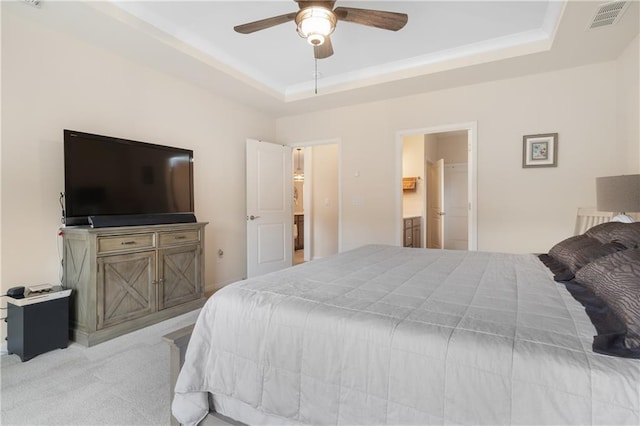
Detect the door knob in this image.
<box><xmin>248</xmin><ymin>215</ymin><xmax>261</xmax><ymax>220</ymax></box>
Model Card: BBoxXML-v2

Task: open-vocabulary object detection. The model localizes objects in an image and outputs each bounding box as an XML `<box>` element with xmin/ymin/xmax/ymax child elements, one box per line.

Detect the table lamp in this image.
<box><xmin>596</xmin><ymin>174</ymin><xmax>640</xmax><ymax>222</ymax></box>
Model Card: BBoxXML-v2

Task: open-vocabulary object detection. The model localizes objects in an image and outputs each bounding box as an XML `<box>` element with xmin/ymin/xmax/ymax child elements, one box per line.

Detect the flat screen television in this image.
<box><xmin>63</xmin><ymin>129</ymin><xmax>195</xmax><ymax>227</ymax></box>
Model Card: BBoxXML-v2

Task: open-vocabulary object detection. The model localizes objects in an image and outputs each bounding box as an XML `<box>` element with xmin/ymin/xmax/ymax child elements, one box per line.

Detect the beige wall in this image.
<box><xmin>310</xmin><ymin>144</ymin><xmax>339</xmax><ymax>259</ymax></box>
<box><xmin>293</xmin><ymin>180</ymin><xmax>304</xmax><ymax>214</ymax></box>
<box><xmin>277</xmin><ymin>59</ymin><xmax>635</xmax><ymax>254</ymax></box>
<box><xmin>616</xmin><ymin>35</ymin><xmax>640</xmax><ymax>173</ymax></box>
<box><xmin>1</xmin><ymin>8</ymin><xmax>275</xmax><ymax>303</ymax></box>
<box><xmin>424</xmin><ymin>134</ymin><xmax>438</xmax><ymax>164</ymax></box>
<box><xmin>0</xmin><ymin>5</ymin><xmax>3</xmax><ymax>316</ymax></box>
<box><xmin>436</xmin><ymin>132</ymin><xmax>468</xmax><ymax>165</ymax></box>
<box><xmin>402</xmin><ymin>135</ymin><xmax>424</xmax><ymax>218</ymax></box>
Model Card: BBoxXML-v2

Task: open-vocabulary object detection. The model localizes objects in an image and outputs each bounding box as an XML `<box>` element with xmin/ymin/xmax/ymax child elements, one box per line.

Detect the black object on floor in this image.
<box><xmin>7</xmin><ymin>289</ymin><xmax>71</xmax><ymax>361</ymax></box>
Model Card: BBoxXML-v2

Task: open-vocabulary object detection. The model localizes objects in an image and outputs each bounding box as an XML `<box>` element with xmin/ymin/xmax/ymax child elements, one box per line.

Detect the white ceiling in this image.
<box><xmin>7</xmin><ymin>0</ymin><xmax>639</xmax><ymax>116</ymax></box>
<box><xmin>111</xmin><ymin>1</ymin><xmax>561</xmax><ymax>95</ymax></box>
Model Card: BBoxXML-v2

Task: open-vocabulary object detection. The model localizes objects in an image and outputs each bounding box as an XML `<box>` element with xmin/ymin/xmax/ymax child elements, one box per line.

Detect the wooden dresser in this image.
<box><xmin>61</xmin><ymin>222</ymin><xmax>207</xmax><ymax>346</ymax></box>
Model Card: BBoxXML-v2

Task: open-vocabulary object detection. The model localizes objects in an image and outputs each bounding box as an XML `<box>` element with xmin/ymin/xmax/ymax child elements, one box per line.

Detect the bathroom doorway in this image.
<box><xmin>397</xmin><ymin>122</ymin><xmax>477</xmax><ymax>250</ymax></box>
<box><xmin>293</xmin><ymin>148</ymin><xmax>305</xmax><ymax>265</ymax></box>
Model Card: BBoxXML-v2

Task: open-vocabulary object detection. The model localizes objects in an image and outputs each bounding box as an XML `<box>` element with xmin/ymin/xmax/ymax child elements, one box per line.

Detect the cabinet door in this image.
<box><xmin>97</xmin><ymin>251</ymin><xmax>155</xmax><ymax>330</ymax></box>
<box><xmin>403</xmin><ymin>219</ymin><xmax>413</xmax><ymax>247</ymax></box>
<box><xmin>298</xmin><ymin>216</ymin><xmax>304</xmax><ymax>250</ymax></box>
<box><xmin>158</xmin><ymin>245</ymin><xmax>201</xmax><ymax>310</ymax></box>
<box><xmin>294</xmin><ymin>215</ymin><xmax>304</xmax><ymax>250</ymax></box>
<box><xmin>413</xmin><ymin>224</ymin><xmax>421</xmax><ymax>248</ymax></box>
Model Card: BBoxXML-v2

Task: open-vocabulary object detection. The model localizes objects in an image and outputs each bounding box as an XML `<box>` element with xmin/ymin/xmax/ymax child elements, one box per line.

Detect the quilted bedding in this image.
<box><xmin>173</xmin><ymin>245</ymin><xmax>640</xmax><ymax>425</ymax></box>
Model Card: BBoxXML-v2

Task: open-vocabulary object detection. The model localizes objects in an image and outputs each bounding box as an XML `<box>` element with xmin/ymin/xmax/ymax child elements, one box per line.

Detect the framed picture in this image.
<box><xmin>522</xmin><ymin>133</ymin><xmax>558</xmax><ymax>168</ymax></box>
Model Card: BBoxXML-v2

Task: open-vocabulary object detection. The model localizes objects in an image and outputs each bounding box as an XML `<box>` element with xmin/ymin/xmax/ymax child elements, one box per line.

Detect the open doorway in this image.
<box><xmin>397</xmin><ymin>123</ymin><xmax>478</xmax><ymax>250</ymax></box>
<box><xmin>293</xmin><ymin>148</ymin><xmax>305</xmax><ymax>265</ymax></box>
<box><xmin>403</xmin><ymin>132</ymin><xmax>467</xmax><ymax>249</ymax></box>
<box><xmin>292</xmin><ymin>142</ymin><xmax>340</xmax><ymax>265</ymax></box>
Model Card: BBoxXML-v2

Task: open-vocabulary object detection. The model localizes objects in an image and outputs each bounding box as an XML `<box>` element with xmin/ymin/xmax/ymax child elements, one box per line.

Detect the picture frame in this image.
<box><xmin>522</xmin><ymin>133</ymin><xmax>558</xmax><ymax>168</ymax></box>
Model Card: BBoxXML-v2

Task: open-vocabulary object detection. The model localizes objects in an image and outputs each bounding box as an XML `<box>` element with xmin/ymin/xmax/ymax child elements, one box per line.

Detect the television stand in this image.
<box><xmin>61</xmin><ymin>222</ymin><xmax>207</xmax><ymax>346</ymax></box>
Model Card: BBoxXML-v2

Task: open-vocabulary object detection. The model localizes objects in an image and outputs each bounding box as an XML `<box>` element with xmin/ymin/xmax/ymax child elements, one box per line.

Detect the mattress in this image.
<box><xmin>173</xmin><ymin>245</ymin><xmax>640</xmax><ymax>425</ymax></box>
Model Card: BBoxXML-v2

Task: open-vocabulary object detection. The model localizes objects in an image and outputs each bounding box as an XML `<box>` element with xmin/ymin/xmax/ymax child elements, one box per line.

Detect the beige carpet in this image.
<box><xmin>1</xmin><ymin>309</ymin><xmax>200</xmax><ymax>425</ymax></box>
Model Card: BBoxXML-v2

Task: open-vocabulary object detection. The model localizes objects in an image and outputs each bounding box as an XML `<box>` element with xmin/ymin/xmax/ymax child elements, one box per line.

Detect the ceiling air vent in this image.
<box><xmin>588</xmin><ymin>1</ymin><xmax>630</xmax><ymax>29</ymax></box>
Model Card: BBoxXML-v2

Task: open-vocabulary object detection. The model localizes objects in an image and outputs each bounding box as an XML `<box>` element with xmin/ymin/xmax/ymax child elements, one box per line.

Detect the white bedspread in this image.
<box><xmin>173</xmin><ymin>245</ymin><xmax>640</xmax><ymax>425</ymax></box>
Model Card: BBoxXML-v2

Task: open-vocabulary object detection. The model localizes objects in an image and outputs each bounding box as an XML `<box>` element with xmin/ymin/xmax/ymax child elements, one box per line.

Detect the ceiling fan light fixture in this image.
<box><xmin>307</xmin><ymin>33</ymin><xmax>325</xmax><ymax>46</ymax></box>
<box><xmin>294</xmin><ymin>148</ymin><xmax>304</xmax><ymax>181</ymax></box>
<box><xmin>296</xmin><ymin>6</ymin><xmax>336</xmax><ymax>46</ymax></box>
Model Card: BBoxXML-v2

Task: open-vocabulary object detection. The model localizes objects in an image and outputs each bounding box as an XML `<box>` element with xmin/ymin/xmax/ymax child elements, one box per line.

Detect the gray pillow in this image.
<box><xmin>585</xmin><ymin>222</ymin><xmax>640</xmax><ymax>249</ymax></box>
<box><xmin>549</xmin><ymin>235</ymin><xmax>625</xmax><ymax>273</ymax></box>
<box><xmin>575</xmin><ymin>249</ymin><xmax>640</xmax><ymax>349</ymax></box>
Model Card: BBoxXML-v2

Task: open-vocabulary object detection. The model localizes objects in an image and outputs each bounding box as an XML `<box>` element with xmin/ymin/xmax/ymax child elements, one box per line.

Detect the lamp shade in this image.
<box><xmin>596</xmin><ymin>174</ymin><xmax>640</xmax><ymax>212</ymax></box>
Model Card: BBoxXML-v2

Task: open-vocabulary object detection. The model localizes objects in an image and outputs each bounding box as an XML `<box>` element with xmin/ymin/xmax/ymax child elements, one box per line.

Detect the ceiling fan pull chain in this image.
<box><xmin>315</xmin><ymin>57</ymin><xmax>318</xmax><ymax>95</ymax></box>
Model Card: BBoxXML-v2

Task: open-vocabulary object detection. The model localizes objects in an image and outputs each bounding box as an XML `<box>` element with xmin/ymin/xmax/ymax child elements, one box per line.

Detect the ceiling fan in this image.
<box><xmin>234</xmin><ymin>1</ymin><xmax>408</xmax><ymax>59</ymax></box>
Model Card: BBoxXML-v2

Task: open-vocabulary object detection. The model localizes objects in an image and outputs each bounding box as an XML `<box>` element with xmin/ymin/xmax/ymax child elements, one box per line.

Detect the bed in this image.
<box><xmin>172</xmin><ymin>223</ymin><xmax>640</xmax><ymax>425</ymax></box>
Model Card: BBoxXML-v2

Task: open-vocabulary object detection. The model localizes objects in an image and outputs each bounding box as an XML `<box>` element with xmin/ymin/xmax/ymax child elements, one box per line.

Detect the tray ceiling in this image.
<box><xmin>6</xmin><ymin>1</ymin><xmax>639</xmax><ymax>115</ymax></box>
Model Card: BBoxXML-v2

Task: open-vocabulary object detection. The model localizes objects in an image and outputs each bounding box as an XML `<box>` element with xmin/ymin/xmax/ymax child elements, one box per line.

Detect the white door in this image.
<box><xmin>428</xmin><ymin>158</ymin><xmax>445</xmax><ymax>249</ymax></box>
<box><xmin>444</xmin><ymin>163</ymin><xmax>468</xmax><ymax>250</ymax></box>
<box><xmin>246</xmin><ymin>139</ymin><xmax>292</xmax><ymax>278</ymax></box>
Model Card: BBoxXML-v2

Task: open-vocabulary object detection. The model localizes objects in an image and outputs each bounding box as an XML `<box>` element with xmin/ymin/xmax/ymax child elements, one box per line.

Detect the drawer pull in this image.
<box><xmin>121</xmin><ymin>241</ymin><xmax>136</xmax><ymax>246</ymax></box>
<box><xmin>174</xmin><ymin>236</ymin><xmax>187</xmax><ymax>240</ymax></box>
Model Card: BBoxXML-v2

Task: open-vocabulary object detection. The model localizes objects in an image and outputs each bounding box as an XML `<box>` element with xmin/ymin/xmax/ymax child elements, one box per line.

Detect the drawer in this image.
<box><xmin>404</xmin><ymin>231</ymin><xmax>413</xmax><ymax>247</ymax></box>
<box><xmin>404</xmin><ymin>218</ymin><xmax>413</xmax><ymax>228</ymax></box>
<box><xmin>97</xmin><ymin>233</ymin><xmax>155</xmax><ymax>254</ymax></box>
<box><xmin>158</xmin><ymin>230</ymin><xmax>200</xmax><ymax>247</ymax></box>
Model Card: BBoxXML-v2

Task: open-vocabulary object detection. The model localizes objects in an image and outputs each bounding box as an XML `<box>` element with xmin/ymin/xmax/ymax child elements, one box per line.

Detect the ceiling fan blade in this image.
<box><xmin>314</xmin><ymin>36</ymin><xmax>334</xmax><ymax>59</ymax></box>
<box><xmin>234</xmin><ymin>12</ymin><xmax>297</xmax><ymax>34</ymax></box>
<box><xmin>334</xmin><ymin>7</ymin><xmax>408</xmax><ymax>31</ymax></box>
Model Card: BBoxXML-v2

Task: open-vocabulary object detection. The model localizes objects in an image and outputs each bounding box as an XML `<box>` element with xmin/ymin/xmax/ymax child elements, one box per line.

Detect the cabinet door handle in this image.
<box><xmin>121</xmin><ymin>241</ymin><xmax>136</xmax><ymax>245</ymax></box>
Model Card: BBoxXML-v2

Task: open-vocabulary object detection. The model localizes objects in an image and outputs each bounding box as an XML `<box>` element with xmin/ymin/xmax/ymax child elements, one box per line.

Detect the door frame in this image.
<box><xmin>395</xmin><ymin>122</ymin><xmax>478</xmax><ymax>250</ymax></box>
<box><xmin>431</xmin><ymin>158</ymin><xmax>445</xmax><ymax>249</ymax></box>
<box><xmin>289</xmin><ymin>138</ymin><xmax>342</xmax><ymax>260</ymax></box>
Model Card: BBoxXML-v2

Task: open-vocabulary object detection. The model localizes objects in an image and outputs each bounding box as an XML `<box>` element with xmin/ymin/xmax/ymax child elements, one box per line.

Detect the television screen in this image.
<box><xmin>64</xmin><ymin>130</ymin><xmax>194</xmax><ymax>226</ymax></box>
